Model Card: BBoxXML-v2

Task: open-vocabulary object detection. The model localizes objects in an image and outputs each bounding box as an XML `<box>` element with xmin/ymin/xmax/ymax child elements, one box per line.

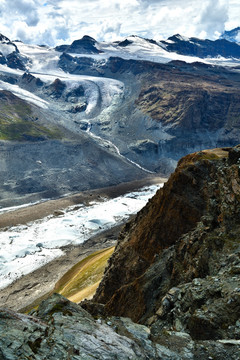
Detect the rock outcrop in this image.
<box><xmin>88</xmin><ymin>146</ymin><xmax>240</xmax><ymax>341</ymax></box>
<box><xmin>1</xmin><ymin>292</ymin><xmax>240</xmax><ymax>359</ymax></box>
<box><xmin>0</xmin><ymin>34</ymin><xmax>26</xmax><ymax>70</ymax></box>
<box><xmin>1</xmin><ymin>146</ymin><xmax>240</xmax><ymax>358</ymax></box>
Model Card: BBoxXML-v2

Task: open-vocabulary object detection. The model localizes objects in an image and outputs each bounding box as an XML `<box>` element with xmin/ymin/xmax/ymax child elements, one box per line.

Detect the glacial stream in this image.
<box><xmin>85</xmin><ymin>121</ymin><xmax>154</xmax><ymax>174</ymax></box>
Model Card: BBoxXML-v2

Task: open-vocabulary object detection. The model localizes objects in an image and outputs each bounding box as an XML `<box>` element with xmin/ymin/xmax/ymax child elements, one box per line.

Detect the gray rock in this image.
<box><xmin>0</xmin><ymin>293</ymin><xmax>213</xmax><ymax>360</ymax></box>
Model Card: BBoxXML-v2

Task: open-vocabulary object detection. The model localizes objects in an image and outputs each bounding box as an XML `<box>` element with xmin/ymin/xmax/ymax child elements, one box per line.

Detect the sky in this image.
<box><xmin>0</xmin><ymin>0</ymin><xmax>239</xmax><ymax>46</ymax></box>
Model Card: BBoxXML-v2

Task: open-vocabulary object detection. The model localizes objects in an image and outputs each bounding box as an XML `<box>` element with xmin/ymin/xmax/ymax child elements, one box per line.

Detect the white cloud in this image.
<box><xmin>196</xmin><ymin>0</ymin><xmax>229</xmax><ymax>38</ymax></box>
<box><xmin>0</xmin><ymin>0</ymin><xmax>238</xmax><ymax>46</ymax></box>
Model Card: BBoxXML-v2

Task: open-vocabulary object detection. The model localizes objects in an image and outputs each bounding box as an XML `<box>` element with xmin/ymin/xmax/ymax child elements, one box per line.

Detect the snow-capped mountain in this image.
<box><xmin>54</xmin><ymin>33</ymin><xmax>240</xmax><ymax>66</ymax></box>
<box><xmin>0</xmin><ymin>34</ymin><xmax>27</xmax><ymax>70</ymax></box>
<box><xmin>160</xmin><ymin>33</ymin><xmax>240</xmax><ymax>59</ymax></box>
<box><xmin>220</xmin><ymin>27</ymin><xmax>240</xmax><ymax>43</ymax></box>
<box><xmin>0</xmin><ymin>31</ymin><xmax>240</xmax><ymax>207</ymax></box>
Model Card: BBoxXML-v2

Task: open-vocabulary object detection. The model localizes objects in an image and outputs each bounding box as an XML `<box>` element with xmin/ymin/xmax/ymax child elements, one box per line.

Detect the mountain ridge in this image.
<box><xmin>85</xmin><ymin>145</ymin><xmax>240</xmax><ymax>335</ymax></box>
<box><xmin>0</xmin><ymin>31</ymin><xmax>240</xmax><ymax>205</ymax></box>
<box><xmin>220</xmin><ymin>26</ymin><xmax>240</xmax><ymax>42</ymax></box>
<box><xmin>1</xmin><ymin>145</ymin><xmax>240</xmax><ymax>359</ymax></box>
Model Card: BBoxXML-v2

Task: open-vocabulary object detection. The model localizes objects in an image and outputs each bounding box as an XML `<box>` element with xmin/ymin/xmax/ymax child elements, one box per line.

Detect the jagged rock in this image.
<box><xmin>68</xmin><ymin>103</ymin><xmax>87</xmax><ymax>113</ymax></box>
<box><xmin>118</xmin><ymin>39</ymin><xmax>133</xmax><ymax>47</ymax></box>
<box><xmin>4</xmin><ymin>293</ymin><xmax>238</xmax><ymax>359</ymax></box>
<box><xmin>129</xmin><ymin>139</ymin><xmax>158</xmax><ymax>154</ymax></box>
<box><xmin>0</xmin><ymin>293</ymin><xmax>197</xmax><ymax>359</ymax></box>
<box><xmin>45</xmin><ymin>78</ymin><xmax>66</xmax><ymax>99</ymax></box>
<box><xmin>19</xmin><ymin>72</ymin><xmax>44</xmax><ymax>90</ymax></box>
<box><xmin>91</xmin><ymin>146</ymin><xmax>240</xmax><ymax>345</ymax></box>
<box><xmin>6</xmin><ymin>52</ymin><xmax>26</xmax><ymax>70</ymax></box>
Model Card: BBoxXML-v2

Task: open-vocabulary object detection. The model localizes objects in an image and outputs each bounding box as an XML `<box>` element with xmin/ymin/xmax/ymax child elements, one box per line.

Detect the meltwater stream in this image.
<box><xmin>86</xmin><ymin>121</ymin><xmax>154</xmax><ymax>174</ymax></box>
<box><xmin>0</xmin><ymin>183</ymin><xmax>163</xmax><ymax>289</ymax></box>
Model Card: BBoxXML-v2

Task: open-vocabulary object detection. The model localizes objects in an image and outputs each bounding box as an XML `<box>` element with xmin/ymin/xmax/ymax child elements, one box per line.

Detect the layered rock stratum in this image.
<box><xmin>1</xmin><ymin>145</ymin><xmax>240</xmax><ymax>359</ymax></box>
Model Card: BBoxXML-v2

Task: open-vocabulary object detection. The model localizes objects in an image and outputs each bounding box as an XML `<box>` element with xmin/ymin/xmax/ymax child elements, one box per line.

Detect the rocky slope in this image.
<box><xmin>87</xmin><ymin>145</ymin><xmax>240</xmax><ymax>341</ymax></box>
<box><xmin>0</xmin><ymin>137</ymin><xmax>147</xmax><ymax>208</ymax></box>
<box><xmin>1</xmin><ymin>145</ymin><xmax>240</xmax><ymax>359</ymax></box>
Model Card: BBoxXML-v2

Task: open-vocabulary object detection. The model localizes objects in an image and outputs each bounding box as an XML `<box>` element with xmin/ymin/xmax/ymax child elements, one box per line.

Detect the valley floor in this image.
<box><xmin>0</xmin><ymin>176</ymin><xmax>166</xmax><ymax>311</ymax></box>
<box><xmin>0</xmin><ymin>176</ymin><xmax>165</xmax><ymax>228</ymax></box>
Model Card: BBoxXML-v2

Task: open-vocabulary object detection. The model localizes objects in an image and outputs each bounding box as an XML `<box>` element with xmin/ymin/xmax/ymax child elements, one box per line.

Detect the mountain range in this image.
<box><xmin>1</xmin><ymin>28</ymin><xmax>240</xmax><ymax>359</ymax></box>
<box><xmin>0</xmin><ymin>29</ymin><xmax>240</xmax><ymax>207</ymax></box>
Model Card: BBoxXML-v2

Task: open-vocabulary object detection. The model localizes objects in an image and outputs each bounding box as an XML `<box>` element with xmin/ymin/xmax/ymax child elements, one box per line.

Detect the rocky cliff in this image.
<box><xmin>1</xmin><ymin>146</ymin><xmax>240</xmax><ymax>359</ymax></box>
<box><xmin>88</xmin><ymin>145</ymin><xmax>240</xmax><ymax>339</ymax></box>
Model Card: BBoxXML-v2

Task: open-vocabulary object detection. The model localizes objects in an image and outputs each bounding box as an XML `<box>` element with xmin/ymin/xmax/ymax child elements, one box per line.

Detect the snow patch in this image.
<box><xmin>0</xmin><ymin>64</ymin><xmax>24</xmax><ymax>76</ymax></box>
<box><xmin>0</xmin><ymin>80</ymin><xmax>49</xmax><ymax>109</ymax></box>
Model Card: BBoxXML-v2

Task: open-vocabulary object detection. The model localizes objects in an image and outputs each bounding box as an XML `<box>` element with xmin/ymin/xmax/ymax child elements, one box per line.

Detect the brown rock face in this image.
<box><xmin>136</xmin><ymin>72</ymin><xmax>240</xmax><ymax>135</ymax></box>
<box><xmin>91</xmin><ymin>146</ymin><xmax>240</xmax><ymax>324</ymax></box>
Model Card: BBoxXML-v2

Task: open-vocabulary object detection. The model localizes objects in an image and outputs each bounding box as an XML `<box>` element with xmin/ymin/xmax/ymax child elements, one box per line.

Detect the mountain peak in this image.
<box><xmin>220</xmin><ymin>26</ymin><xmax>240</xmax><ymax>42</ymax></box>
<box><xmin>162</xmin><ymin>33</ymin><xmax>240</xmax><ymax>58</ymax></box>
<box><xmin>55</xmin><ymin>34</ymin><xmax>101</xmax><ymax>54</ymax></box>
<box><xmin>168</xmin><ymin>34</ymin><xmax>190</xmax><ymax>42</ymax></box>
<box><xmin>0</xmin><ymin>33</ymin><xmax>11</xmax><ymax>43</ymax></box>
<box><xmin>80</xmin><ymin>35</ymin><xmax>97</xmax><ymax>42</ymax></box>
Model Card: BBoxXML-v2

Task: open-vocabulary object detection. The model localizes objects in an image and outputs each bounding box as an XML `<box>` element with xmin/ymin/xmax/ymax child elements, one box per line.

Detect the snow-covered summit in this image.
<box><xmin>220</xmin><ymin>27</ymin><xmax>240</xmax><ymax>43</ymax></box>
<box><xmin>53</xmin><ymin>32</ymin><xmax>240</xmax><ymax>66</ymax></box>
<box><xmin>161</xmin><ymin>33</ymin><xmax>240</xmax><ymax>60</ymax></box>
<box><xmin>0</xmin><ymin>30</ymin><xmax>236</xmax><ymax>77</ymax></box>
<box><xmin>0</xmin><ymin>33</ymin><xmax>19</xmax><ymax>56</ymax></box>
<box><xmin>0</xmin><ymin>33</ymin><xmax>28</xmax><ymax>70</ymax></box>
